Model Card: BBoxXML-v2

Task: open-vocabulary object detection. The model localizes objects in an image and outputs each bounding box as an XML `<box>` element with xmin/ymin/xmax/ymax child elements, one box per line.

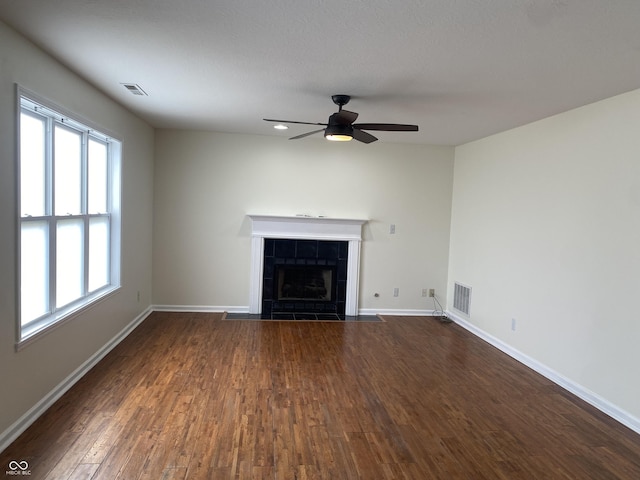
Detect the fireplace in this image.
<box><xmin>248</xmin><ymin>215</ymin><xmax>367</xmax><ymax>316</ymax></box>
<box><xmin>261</xmin><ymin>238</ymin><xmax>347</xmax><ymax>315</ymax></box>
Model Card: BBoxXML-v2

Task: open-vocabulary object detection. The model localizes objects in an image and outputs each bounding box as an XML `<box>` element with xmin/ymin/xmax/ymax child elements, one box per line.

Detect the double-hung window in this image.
<box><xmin>18</xmin><ymin>88</ymin><xmax>121</xmax><ymax>345</ymax></box>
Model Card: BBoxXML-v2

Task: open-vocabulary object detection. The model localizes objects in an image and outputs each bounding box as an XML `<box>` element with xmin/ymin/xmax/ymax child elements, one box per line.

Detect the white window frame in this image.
<box><xmin>16</xmin><ymin>86</ymin><xmax>122</xmax><ymax>348</ymax></box>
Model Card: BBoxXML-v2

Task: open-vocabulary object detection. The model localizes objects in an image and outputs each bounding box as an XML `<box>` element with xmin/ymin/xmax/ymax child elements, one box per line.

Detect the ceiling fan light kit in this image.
<box><xmin>325</xmin><ymin>124</ymin><xmax>353</xmax><ymax>141</ymax></box>
<box><xmin>263</xmin><ymin>94</ymin><xmax>419</xmax><ymax>144</ymax></box>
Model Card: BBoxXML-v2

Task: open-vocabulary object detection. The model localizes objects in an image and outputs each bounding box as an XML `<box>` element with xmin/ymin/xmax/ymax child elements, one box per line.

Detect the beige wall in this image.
<box><xmin>0</xmin><ymin>22</ymin><xmax>154</xmax><ymax>438</ymax></box>
<box><xmin>153</xmin><ymin>130</ymin><xmax>454</xmax><ymax>312</ymax></box>
<box><xmin>448</xmin><ymin>89</ymin><xmax>640</xmax><ymax>421</ymax></box>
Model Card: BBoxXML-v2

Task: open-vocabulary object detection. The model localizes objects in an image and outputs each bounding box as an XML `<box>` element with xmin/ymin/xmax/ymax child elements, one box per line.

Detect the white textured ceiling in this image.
<box><xmin>1</xmin><ymin>0</ymin><xmax>639</xmax><ymax>145</ymax></box>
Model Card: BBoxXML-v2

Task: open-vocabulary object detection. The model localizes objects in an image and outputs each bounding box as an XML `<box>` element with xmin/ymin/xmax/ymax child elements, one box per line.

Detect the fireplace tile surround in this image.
<box><xmin>248</xmin><ymin>215</ymin><xmax>367</xmax><ymax>316</ymax></box>
<box><xmin>262</xmin><ymin>238</ymin><xmax>348</xmax><ymax>315</ymax></box>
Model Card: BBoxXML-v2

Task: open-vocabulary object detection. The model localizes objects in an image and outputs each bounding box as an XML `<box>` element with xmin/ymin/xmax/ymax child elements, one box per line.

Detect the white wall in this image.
<box><xmin>0</xmin><ymin>22</ymin><xmax>154</xmax><ymax>439</ymax></box>
<box><xmin>153</xmin><ymin>130</ymin><xmax>454</xmax><ymax>313</ymax></box>
<box><xmin>448</xmin><ymin>89</ymin><xmax>640</xmax><ymax>422</ymax></box>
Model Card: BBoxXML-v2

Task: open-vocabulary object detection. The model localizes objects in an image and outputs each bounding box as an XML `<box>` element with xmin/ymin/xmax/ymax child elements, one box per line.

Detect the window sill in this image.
<box><xmin>16</xmin><ymin>286</ymin><xmax>122</xmax><ymax>351</ymax></box>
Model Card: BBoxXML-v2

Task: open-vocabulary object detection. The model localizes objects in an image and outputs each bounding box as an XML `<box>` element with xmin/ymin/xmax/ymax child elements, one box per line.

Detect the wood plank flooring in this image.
<box><xmin>2</xmin><ymin>312</ymin><xmax>640</xmax><ymax>479</ymax></box>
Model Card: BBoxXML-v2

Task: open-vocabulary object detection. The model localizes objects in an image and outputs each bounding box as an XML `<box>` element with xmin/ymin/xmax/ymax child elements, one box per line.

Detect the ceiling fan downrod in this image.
<box><xmin>331</xmin><ymin>94</ymin><xmax>350</xmax><ymax>111</ymax></box>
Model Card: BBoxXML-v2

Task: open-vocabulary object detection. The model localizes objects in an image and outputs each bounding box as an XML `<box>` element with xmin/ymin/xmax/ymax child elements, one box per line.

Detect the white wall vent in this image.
<box><xmin>453</xmin><ymin>282</ymin><xmax>471</xmax><ymax>315</ymax></box>
<box><xmin>121</xmin><ymin>83</ymin><xmax>148</xmax><ymax>96</ymax></box>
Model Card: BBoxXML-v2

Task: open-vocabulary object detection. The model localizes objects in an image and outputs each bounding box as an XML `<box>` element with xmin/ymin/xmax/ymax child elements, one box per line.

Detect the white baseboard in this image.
<box><xmin>0</xmin><ymin>306</ymin><xmax>153</xmax><ymax>453</ymax></box>
<box><xmin>445</xmin><ymin>310</ymin><xmax>640</xmax><ymax>435</ymax></box>
<box><xmin>152</xmin><ymin>306</ymin><xmax>439</xmax><ymax>317</ymax></box>
<box><xmin>152</xmin><ymin>304</ymin><xmax>249</xmax><ymax>313</ymax></box>
<box><xmin>359</xmin><ymin>308</ymin><xmax>437</xmax><ymax>316</ymax></box>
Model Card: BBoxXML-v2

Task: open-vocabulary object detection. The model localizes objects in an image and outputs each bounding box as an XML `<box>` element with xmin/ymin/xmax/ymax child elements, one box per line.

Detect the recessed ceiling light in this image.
<box><xmin>273</xmin><ymin>124</ymin><xmax>288</xmax><ymax>130</ymax></box>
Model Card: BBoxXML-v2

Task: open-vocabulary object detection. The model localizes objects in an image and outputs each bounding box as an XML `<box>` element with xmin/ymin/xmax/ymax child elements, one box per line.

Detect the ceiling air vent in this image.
<box><xmin>121</xmin><ymin>83</ymin><xmax>148</xmax><ymax>96</ymax></box>
<box><xmin>453</xmin><ymin>282</ymin><xmax>471</xmax><ymax>316</ymax></box>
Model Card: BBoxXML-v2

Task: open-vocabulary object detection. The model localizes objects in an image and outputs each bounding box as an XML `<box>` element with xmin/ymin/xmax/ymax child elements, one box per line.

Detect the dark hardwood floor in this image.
<box><xmin>2</xmin><ymin>312</ymin><xmax>640</xmax><ymax>479</ymax></box>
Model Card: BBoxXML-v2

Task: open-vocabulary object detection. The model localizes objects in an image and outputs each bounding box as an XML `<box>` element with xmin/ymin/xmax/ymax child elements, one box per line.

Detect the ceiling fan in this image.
<box><xmin>263</xmin><ymin>94</ymin><xmax>419</xmax><ymax>144</ymax></box>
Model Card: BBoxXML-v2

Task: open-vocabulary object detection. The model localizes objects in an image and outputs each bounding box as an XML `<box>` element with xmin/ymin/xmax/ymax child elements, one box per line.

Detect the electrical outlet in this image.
<box><xmin>422</xmin><ymin>289</ymin><xmax>428</xmax><ymax>297</ymax></box>
<box><xmin>429</xmin><ymin>288</ymin><xmax>435</xmax><ymax>298</ymax></box>
<box><xmin>511</xmin><ymin>318</ymin><xmax>517</xmax><ymax>331</ymax></box>
<box><xmin>393</xmin><ymin>287</ymin><xmax>399</xmax><ymax>297</ymax></box>
<box><xmin>137</xmin><ymin>290</ymin><xmax>140</xmax><ymax>302</ymax></box>
<box><xmin>390</xmin><ymin>224</ymin><xmax>396</xmax><ymax>234</ymax></box>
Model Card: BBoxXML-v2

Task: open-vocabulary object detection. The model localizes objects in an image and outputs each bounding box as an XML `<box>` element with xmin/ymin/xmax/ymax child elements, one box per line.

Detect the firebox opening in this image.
<box><xmin>276</xmin><ymin>265</ymin><xmax>336</xmax><ymax>302</ymax></box>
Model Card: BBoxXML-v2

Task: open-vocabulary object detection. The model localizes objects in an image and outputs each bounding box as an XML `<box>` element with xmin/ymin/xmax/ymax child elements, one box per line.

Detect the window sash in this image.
<box><xmin>20</xmin><ymin>212</ymin><xmax>113</xmax><ymax>326</ymax></box>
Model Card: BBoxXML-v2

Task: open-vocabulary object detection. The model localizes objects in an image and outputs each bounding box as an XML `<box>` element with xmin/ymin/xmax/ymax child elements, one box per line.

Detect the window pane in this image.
<box><xmin>21</xmin><ymin>221</ymin><xmax>49</xmax><ymax>324</ymax></box>
<box><xmin>54</xmin><ymin>125</ymin><xmax>82</xmax><ymax>215</ymax></box>
<box><xmin>56</xmin><ymin>219</ymin><xmax>84</xmax><ymax>307</ymax></box>
<box><xmin>20</xmin><ymin>112</ymin><xmax>47</xmax><ymax>217</ymax></box>
<box><xmin>88</xmin><ymin>139</ymin><xmax>108</xmax><ymax>213</ymax></box>
<box><xmin>89</xmin><ymin>217</ymin><xmax>109</xmax><ymax>292</ymax></box>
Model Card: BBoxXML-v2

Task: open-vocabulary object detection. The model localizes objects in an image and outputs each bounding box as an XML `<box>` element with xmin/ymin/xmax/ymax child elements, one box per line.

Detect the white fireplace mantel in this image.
<box><xmin>248</xmin><ymin>215</ymin><xmax>368</xmax><ymax>315</ymax></box>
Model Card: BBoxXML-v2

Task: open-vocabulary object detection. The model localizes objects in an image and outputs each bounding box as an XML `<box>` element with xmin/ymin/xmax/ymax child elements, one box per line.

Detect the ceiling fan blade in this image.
<box><xmin>332</xmin><ymin>110</ymin><xmax>359</xmax><ymax>125</ymax></box>
<box><xmin>352</xmin><ymin>128</ymin><xmax>378</xmax><ymax>144</ymax></box>
<box><xmin>263</xmin><ymin>118</ymin><xmax>326</xmax><ymax>126</ymax></box>
<box><xmin>289</xmin><ymin>128</ymin><xmax>325</xmax><ymax>140</ymax></box>
<box><xmin>352</xmin><ymin>123</ymin><xmax>419</xmax><ymax>131</ymax></box>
